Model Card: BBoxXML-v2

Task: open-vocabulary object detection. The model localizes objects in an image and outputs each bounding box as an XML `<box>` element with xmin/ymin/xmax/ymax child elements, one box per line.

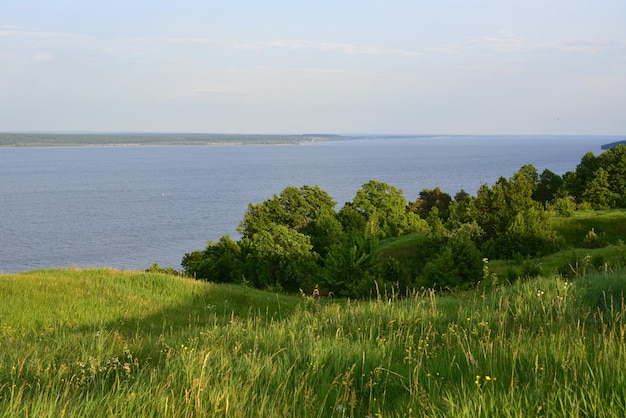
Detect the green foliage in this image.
<box><xmin>145</xmin><ymin>262</ymin><xmax>179</xmax><ymax>275</ymax></box>
<box><xmin>182</xmin><ymin>235</ymin><xmax>242</xmax><ymax>282</ymax></box>
<box><xmin>350</xmin><ymin>180</ymin><xmax>423</xmax><ymax>239</ymax></box>
<box><xmin>466</xmin><ymin>165</ymin><xmax>558</xmax><ymax>259</ymax></box>
<box><xmin>306</xmin><ymin>209</ymin><xmax>345</xmax><ymax>257</ymax></box>
<box><xmin>563</xmin><ymin>151</ymin><xmax>600</xmax><ymax>201</ymax></box>
<box><xmin>241</xmin><ymin>223</ymin><xmax>318</xmax><ymax>292</ymax></box>
<box><xmin>583</xmin><ymin>228</ymin><xmax>603</xmax><ymax>248</ymax></box>
<box><xmin>447</xmin><ymin>190</ymin><xmax>474</xmax><ymax>225</ymax></box>
<box><xmin>320</xmin><ymin>231</ymin><xmax>380</xmax><ymax>297</ymax></box>
<box><xmin>468</xmin><ymin>166</ymin><xmax>539</xmax><ymax>240</ymax></box>
<box><xmin>552</xmin><ymin>196</ymin><xmax>576</xmax><ymax>217</ymax></box>
<box><xmin>238</xmin><ymin>185</ymin><xmax>336</xmax><ymax>238</ymax></box>
<box><xmin>421</xmin><ymin>235</ymin><xmax>484</xmax><ymax>289</ymax></box>
<box><xmin>533</xmin><ymin>168</ymin><xmax>564</xmax><ymax>204</ymax></box>
<box><xmin>408</xmin><ymin>187</ymin><xmax>452</xmax><ymax>219</ymax></box>
<box><xmin>487</xmin><ymin>207</ymin><xmax>559</xmax><ymax>259</ymax></box>
<box><xmin>336</xmin><ymin>203</ymin><xmax>367</xmax><ymax>233</ymax></box>
<box><xmin>561</xmin><ymin>145</ymin><xmax>626</xmax><ymax>208</ymax></box>
<box><xmin>596</xmin><ymin>144</ymin><xmax>626</xmax><ymax>207</ymax></box>
<box><xmin>582</xmin><ymin>167</ymin><xmax>619</xmax><ymax>209</ymax></box>
<box><xmin>425</xmin><ymin>207</ymin><xmax>451</xmax><ymax>242</ymax></box>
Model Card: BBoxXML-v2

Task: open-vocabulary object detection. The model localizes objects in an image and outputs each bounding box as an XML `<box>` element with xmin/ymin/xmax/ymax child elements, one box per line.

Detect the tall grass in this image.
<box><xmin>1</xmin><ymin>268</ymin><xmax>625</xmax><ymax>416</ymax></box>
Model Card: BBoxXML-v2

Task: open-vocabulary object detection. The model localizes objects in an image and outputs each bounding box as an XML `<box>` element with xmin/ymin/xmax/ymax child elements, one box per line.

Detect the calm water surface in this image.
<box><xmin>0</xmin><ymin>135</ymin><xmax>613</xmax><ymax>272</ymax></box>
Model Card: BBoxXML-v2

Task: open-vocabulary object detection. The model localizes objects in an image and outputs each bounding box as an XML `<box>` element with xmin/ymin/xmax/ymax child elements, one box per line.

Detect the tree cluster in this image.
<box><xmin>183</xmin><ymin>182</ymin><xmax>427</xmax><ymax>297</ymax></box>
<box><xmin>182</xmin><ymin>145</ymin><xmax>626</xmax><ymax>297</ymax></box>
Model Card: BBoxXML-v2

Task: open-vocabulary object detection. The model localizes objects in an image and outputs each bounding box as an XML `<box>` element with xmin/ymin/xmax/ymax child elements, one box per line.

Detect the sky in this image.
<box><xmin>1</xmin><ymin>0</ymin><xmax>625</xmax><ymax>134</ymax></box>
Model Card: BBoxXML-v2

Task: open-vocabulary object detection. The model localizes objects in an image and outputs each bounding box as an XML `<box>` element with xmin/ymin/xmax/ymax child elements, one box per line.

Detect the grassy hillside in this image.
<box><xmin>379</xmin><ymin>209</ymin><xmax>626</xmax><ymax>281</ymax></box>
<box><xmin>2</xmin><ymin>268</ymin><xmax>626</xmax><ymax>416</ymax></box>
<box><xmin>552</xmin><ymin>210</ymin><xmax>626</xmax><ymax>248</ymax></box>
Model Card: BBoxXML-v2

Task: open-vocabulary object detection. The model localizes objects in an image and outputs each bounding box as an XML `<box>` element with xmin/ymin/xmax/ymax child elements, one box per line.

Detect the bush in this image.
<box><xmin>181</xmin><ymin>236</ymin><xmax>243</xmax><ymax>282</ymax></box>
<box><xmin>553</xmin><ymin>196</ymin><xmax>576</xmax><ymax>217</ymax></box>
<box><xmin>583</xmin><ymin>228</ymin><xmax>604</xmax><ymax>249</ymax></box>
<box><xmin>145</xmin><ymin>263</ymin><xmax>179</xmax><ymax>275</ymax></box>
<box><xmin>484</xmin><ymin>208</ymin><xmax>559</xmax><ymax>259</ymax></box>
<box><xmin>421</xmin><ymin>235</ymin><xmax>483</xmax><ymax>289</ymax></box>
<box><xmin>320</xmin><ymin>231</ymin><xmax>380</xmax><ymax>297</ymax></box>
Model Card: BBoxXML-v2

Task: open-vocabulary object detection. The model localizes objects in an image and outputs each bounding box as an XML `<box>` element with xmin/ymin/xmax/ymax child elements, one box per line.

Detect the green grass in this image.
<box><xmin>2</xmin><ymin>268</ymin><xmax>626</xmax><ymax>416</ymax></box>
<box><xmin>552</xmin><ymin>209</ymin><xmax>626</xmax><ymax>248</ymax></box>
<box><xmin>378</xmin><ymin>232</ymin><xmax>427</xmax><ymax>261</ymax></box>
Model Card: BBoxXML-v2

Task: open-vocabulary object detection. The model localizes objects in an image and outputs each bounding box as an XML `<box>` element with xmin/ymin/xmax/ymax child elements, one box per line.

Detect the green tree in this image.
<box><xmin>467</xmin><ymin>179</ymin><xmax>512</xmax><ymax>240</ymax></box>
<box><xmin>466</xmin><ymin>165</ymin><xmax>556</xmax><ymax>258</ymax></box>
<box><xmin>421</xmin><ymin>235</ymin><xmax>483</xmax><ymax>289</ymax></box>
<box><xmin>408</xmin><ymin>187</ymin><xmax>452</xmax><ymax>219</ymax></box>
<box><xmin>596</xmin><ymin>144</ymin><xmax>626</xmax><ymax>207</ymax></box>
<box><xmin>582</xmin><ymin>168</ymin><xmax>618</xmax><ymax>209</ymax></box>
<box><xmin>306</xmin><ymin>209</ymin><xmax>344</xmax><ymax>257</ymax></box>
<box><xmin>238</xmin><ymin>185</ymin><xmax>336</xmax><ymax>238</ymax></box>
<box><xmin>321</xmin><ymin>231</ymin><xmax>380</xmax><ymax>297</ymax></box>
<box><xmin>561</xmin><ymin>151</ymin><xmax>600</xmax><ymax>202</ymax></box>
<box><xmin>181</xmin><ymin>235</ymin><xmax>242</xmax><ymax>282</ymax></box>
<box><xmin>552</xmin><ymin>196</ymin><xmax>576</xmax><ymax>217</ymax></box>
<box><xmin>485</xmin><ymin>207</ymin><xmax>559</xmax><ymax>258</ymax></box>
<box><xmin>241</xmin><ymin>223</ymin><xmax>318</xmax><ymax>292</ymax></box>
<box><xmin>533</xmin><ymin>168</ymin><xmax>563</xmax><ymax>204</ymax></box>
<box><xmin>337</xmin><ymin>203</ymin><xmax>367</xmax><ymax>234</ymax></box>
<box><xmin>351</xmin><ymin>180</ymin><xmax>424</xmax><ymax>238</ymax></box>
<box><xmin>426</xmin><ymin>207</ymin><xmax>450</xmax><ymax>242</ymax></box>
<box><xmin>448</xmin><ymin>189</ymin><xmax>473</xmax><ymax>225</ymax></box>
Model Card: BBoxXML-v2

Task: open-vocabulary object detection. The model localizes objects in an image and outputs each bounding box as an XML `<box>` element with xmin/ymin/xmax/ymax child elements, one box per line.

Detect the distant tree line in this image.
<box><xmin>182</xmin><ymin>145</ymin><xmax>626</xmax><ymax>297</ymax></box>
<box><xmin>0</xmin><ymin>133</ymin><xmax>346</xmax><ymax>147</ymax></box>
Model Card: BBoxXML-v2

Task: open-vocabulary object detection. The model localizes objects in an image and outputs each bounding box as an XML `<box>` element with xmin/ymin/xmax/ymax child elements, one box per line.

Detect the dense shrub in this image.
<box><xmin>421</xmin><ymin>235</ymin><xmax>483</xmax><ymax>289</ymax></box>
<box><xmin>319</xmin><ymin>231</ymin><xmax>380</xmax><ymax>297</ymax></box>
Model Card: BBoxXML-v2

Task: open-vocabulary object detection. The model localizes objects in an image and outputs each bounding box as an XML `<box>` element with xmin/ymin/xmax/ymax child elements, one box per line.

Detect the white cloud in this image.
<box><xmin>160</xmin><ymin>36</ymin><xmax>421</xmax><ymax>57</ymax></box>
<box><xmin>34</xmin><ymin>51</ymin><xmax>53</xmax><ymax>61</ymax></box>
<box><xmin>263</xmin><ymin>39</ymin><xmax>421</xmax><ymax>57</ymax></box>
<box><xmin>471</xmin><ymin>32</ymin><xmax>626</xmax><ymax>55</ymax></box>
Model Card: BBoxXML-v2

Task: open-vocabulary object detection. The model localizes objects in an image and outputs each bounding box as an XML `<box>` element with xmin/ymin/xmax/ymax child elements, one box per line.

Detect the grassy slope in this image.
<box><xmin>2</xmin><ymin>268</ymin><xmax>626</xmax><ymax>416</ymax></box>
<box><xmin>551</xmin><ymin>209</ymin><xmax>626</xmax><ymax>248</ymax></box>
<box><xmin>379</xmin><ymin>209</ymin><xmax>626</xmax><ymax>279</ymax></box>
<box><xmin>492</xmin><ymin>210</ymin><xmax>626</xmax><ymax>279</ymax></box>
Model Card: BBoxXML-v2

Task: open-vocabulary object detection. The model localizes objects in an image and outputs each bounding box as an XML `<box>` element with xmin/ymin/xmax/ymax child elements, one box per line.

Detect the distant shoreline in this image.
<box><xmin>1</xmin><ymin>132</ymin><xmax>623</xmax><ymax>148</ymax></box>
<box><xmin>0</xmin><ymin>133</ymin><xmax>348</xmax><ymax>147</ymax></box>
<box><xmin>601</xmin><ymin>140</ymin><xmax>626</xmax><ymax>150</ymax></box>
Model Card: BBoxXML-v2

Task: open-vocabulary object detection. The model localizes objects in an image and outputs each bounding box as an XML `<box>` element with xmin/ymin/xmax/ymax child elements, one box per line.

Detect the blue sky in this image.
<box><xmin>1</xmin><ymin>1</ymin><xmax>625</xmax><ymax>134</ymax></box>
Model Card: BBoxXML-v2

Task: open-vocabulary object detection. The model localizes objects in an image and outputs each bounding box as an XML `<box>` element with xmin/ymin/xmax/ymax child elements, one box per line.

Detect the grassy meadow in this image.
<box><xmin>2</xmin><ymin>267</ymin><xmax>626</xmax><ymax>416</ymax></box>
